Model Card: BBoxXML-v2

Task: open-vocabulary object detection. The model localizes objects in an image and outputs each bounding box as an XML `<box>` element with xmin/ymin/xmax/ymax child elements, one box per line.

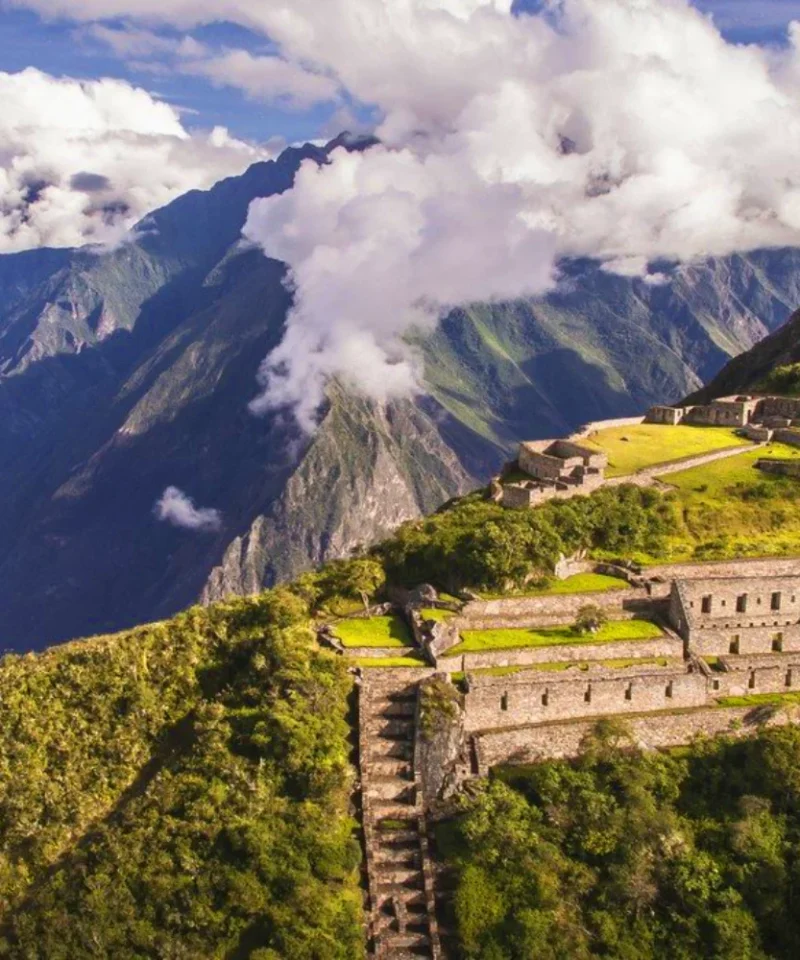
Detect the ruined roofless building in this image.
<box><xmin>502</xmin><ymin>440</ymin><xmax>608</xmax><ymax>509</ymax></box>
<box><xmin>646</xmin><ymin>394</ymin><xmax>800</xmax><ymax>429</ymax></box>
<box><xmin>669</xmin><ymin>575</ymin><xmax>800</xmax><ymax>656</ymax></box>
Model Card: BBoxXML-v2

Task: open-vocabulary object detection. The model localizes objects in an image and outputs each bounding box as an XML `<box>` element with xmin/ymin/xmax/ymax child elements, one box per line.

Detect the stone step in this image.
<box><xmin>379</xmin><ymin>931</ymin><xmax>432</xmax><ymax>953</ymax></box>
<box><xmin>370</xmin><ymin>759</ymin><xmax>414</xmax><ymax>778</ymax></box>
<box><xmin>374</xmin><ymin>848</ymin><xmax>421</xmax><ymax>869</ymax></box>
<box><xmin>373</xmin><ymin>801</ymin><xmax>420</xmax><ymax>821</ymax></box>
<box><xmin>374</xmin><ymin>889</ymin><xmax>427</xmax><ymax>912</ymax></box>
<box><xmin>366</xmin><ymin>780</ymin><xmax>417</xmax><ymax>803</ymax></box>
<box><xmin>367</xmin><ymin>720</ymin><xmax>415</xmax><ymax>739</ymax></box>
<box><xmin>375</xmin><ymin>868</ymin><xmax>426</xmax><ymax>890</ymax></box>
<box><xmin>367</xmin><ymin>740</ymin><xmax>413</xmax><ymax>761</ymax></box>
<box><xmin>378</xmin><ymin>831</ymin><xmax>419</xmax><ymax>849</ymax></box>
<box><xmin>379</xmin><ymin>702</ymin><xmax>417</xmax><ymax>718</ymax></box>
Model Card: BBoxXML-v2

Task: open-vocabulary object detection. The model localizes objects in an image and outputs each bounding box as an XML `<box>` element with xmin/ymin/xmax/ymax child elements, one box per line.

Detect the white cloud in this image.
<box><xmin>0</xmin><ymin>67</ymin><xmax>273</xmax><ymax>251</ymax></box>
<box><xmin>183</xmin><ymin>49</ymin><xmax>339</xmax><ymax>109</ymax></box>
<box><xmin>155</xmin><ymin>486</ymin><xmax>221</xmax><ymax>530</ymax></box>
<box><xmin>17</xmin><ymin>0</ymin><xmax>800</xmax><ymax>426</ymax></box>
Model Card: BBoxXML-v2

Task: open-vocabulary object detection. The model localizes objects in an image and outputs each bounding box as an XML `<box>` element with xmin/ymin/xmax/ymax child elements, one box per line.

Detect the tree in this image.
<box><xmin>573</xmin><ymin>604</ymin><xmax>608</xmax><ymax>635</ymax></box>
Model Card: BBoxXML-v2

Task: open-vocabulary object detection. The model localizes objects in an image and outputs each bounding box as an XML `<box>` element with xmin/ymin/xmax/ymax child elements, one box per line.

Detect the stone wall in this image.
<box><xmin>708</xmin><ymin>655</ymin><xmax>800</xmax><ymax>697</ymax></box>
<box><xmin>645</xmin><ymin>557</ymin><xmax>800</xmax><ymax>580</ymax></box>
<box><xmin>773</xmin><ymin>428</ymin><xmax>800</xmax><ymax>448</ymax></box>
<box><xmin>440</xmin><ymin>635</ymin><xmax>682</xmax><ymax>671</ymax></box>
<box><xmin>462</xmin><ymin>665</ymin><xmax>704</xmax><ymax>733</ymax></box>
<box><xmin>690</xmin><ymin>624</ymin><xmax>800</xmax><ymax>656</ymax></box>
<box><xmin>645</xmin><ymin>405</ymin><xmax>683</xmax><ymax>425</ymax></box>
<box><xmin>756</xmin><ymin>458</ymin><xmax>800</xmax><ymax>477</ymax></box>
<box><xmin>762</xmin><ymin>397</ymin><xmax>800</xmax><ymax>420</ymax></box>
<box><xmin>457</xmin><ymin>588</ymin><xmax>664</xmax><ymax>625</ymax></box>
<box><xmin>473</xmin><ymin>705</ymin><xmax>798</xmax><ymax>770</ymax></box>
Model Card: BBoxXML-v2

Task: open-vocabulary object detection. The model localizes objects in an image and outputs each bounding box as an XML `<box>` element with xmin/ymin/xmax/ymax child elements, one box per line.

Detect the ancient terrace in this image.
<box><xmin>499</xmin><ymin>395</ymin><xmax>800</xmax><ymax>510</ymax></box>
<box><xmin>328</xmin><ymin>556</ymin><xmax>800</xmax><ymax>957</ymax></box>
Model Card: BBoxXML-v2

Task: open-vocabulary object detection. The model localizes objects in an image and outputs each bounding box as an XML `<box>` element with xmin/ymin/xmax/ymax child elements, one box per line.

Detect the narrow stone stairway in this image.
<box><xmin>359</xmin><ymin>669</ymin><xmax>442</xmax><ymax>959</ymax></box>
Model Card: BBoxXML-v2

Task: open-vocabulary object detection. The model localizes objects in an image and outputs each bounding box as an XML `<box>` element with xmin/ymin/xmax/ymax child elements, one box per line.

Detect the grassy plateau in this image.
<box><xmin>331</xmin><ymin>614</ymin><xmax>412</xmax><ymax>648</ymax></box>
<box><xmin>585</xmin><ymin>423</ymin><xmax>750</xmax><ymax>477</ymax></box>
<box><xmin>445</xmin><ymin>619</ymin><xmax>663</xmax><ymax>655</ymax></box>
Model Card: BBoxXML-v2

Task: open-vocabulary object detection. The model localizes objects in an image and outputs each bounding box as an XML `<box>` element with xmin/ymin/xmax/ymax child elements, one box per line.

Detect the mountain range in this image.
<box><xmin>3</xmin><ymin>136</ymin><xmax>800</xmax><ymax>650</ymax></box>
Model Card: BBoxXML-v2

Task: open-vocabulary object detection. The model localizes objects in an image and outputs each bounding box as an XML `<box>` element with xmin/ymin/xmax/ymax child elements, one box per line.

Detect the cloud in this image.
<box><xmin>16</xmin><ymin>0</ymin><xmax>800</xmax><ymax>427</ymax></box>
<box><xmin>0</xmin><ymin>67</ymin><xmax>273</xmax><ymax>252</ymax></box>
<box><xmin>154</xmin><ymin>486</ymin><xmax>221</xmax><ymax>531</ymax></box>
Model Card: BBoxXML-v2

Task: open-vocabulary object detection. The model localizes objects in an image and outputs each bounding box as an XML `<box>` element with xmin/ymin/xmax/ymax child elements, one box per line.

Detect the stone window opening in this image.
<box><xmin>701</xmin><ymin>595</ymin><xmax>712</xmax><ymax>614</ymax></box>
<box><xmin>541</xmin><ymin>689</ymin><xmax>549</xmax><ymax>706</ymax></box>
<box><xmin>713</xmin><ymin>679</ymin><xmax>720</xmax><ymax>691</ymax></box>
<box><xmin>665</xmin><ymin>681</ymin><xmax>674</xmax><ymax>699</ymax></box>
<box><xmin>773</xmin><ymin>633</ymin><xmax>783</xmax><ymax>652</ymax></box>
<box><xmin>786</xmin><ymin>670</ymin><xmax>793</xmax><ymax>688</ymax></box>
<box><xmin>500</xmin><ymin>692</ymin><xmax>509</xmax><ymax>712</ymax></box>
<box><xmin>584</xmin><ymin>684</ymin><xmax>592</xmax><ymax>704</ymax></box>
<box><xmin>772</xmin><ymin>592</ymin><xmax>782</xmax><ymax>611</ymax></box>
<box><xmin>625</xmin><ymin>683</ymin><xmax>633</xmax><ymax>701</ymax></box>
<box><xmin>721</xmin><ymin>599</ymin><xmax>727</xmax><ymax>607</ymax></box>
<box><xmin>730</xmin><ymin>636</ymin><xmax>740</xmax><ymax>654</ymax></box>
<box><xmin>748</xmin><ymin>672</ymin><xmax>756</xmax><ymax>690</ymax></box>
<box><xmin>736</xmin><ymin>594</ymin><xmax>748</xmax><ymax>613</ymax></box>
<box><xmin>756</xmin><ymin>597</ymin><xmax>762</xmax><ymax>606</ymax></box>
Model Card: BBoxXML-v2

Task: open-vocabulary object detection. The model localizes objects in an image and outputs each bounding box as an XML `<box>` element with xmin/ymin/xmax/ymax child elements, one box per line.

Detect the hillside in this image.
<box><xmin>686</xmin><ymin>307</ymin><xmax>800</xmax><ymax>403</ymax></box>
<box><xmin>4</xmin><ymin>138</ymin><xmax>800</xmax><ymax>648</ymax></box>
<box><xmin>0</xmin><ymin>588</ymin><xmax>362</xmax><ymax>958</ymax></box>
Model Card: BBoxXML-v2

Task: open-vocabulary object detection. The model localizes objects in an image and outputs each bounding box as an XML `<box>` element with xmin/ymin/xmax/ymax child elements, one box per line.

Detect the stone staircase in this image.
<box><xmin>359</xmin><ymin>669</ymin><xmax>442</xmax><ymax>959</ymax></box>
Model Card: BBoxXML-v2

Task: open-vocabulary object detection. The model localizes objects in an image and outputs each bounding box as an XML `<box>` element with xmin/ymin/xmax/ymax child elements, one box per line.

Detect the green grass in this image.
<box><xmin>352</xmin><ymin>656</ymin><xmax>427</xmax><ymax>668</ymax></box>
<box><xmin>444</xmin><ymin>619</ymin><xmax>663</xmax><ymax>656</ymax></box>
<box><xmin>584</xmin><ymin>423</ymin><xmax>750</xmax><ymax>477</ymax></box>
<box><xmin>332</xmin><ymin>615</ymin><xmax>412</xmax><ymax>648</ymax></box>
<box><xmin>650</xmin><ymin>441</ymin><xmax>800</xmax><ymax>561</ymax></box>
<box><xmin>420</xmin><ymin>608</ymin><xmax>456</xmax><ymax>622</ymax></box>
<box><xmin>479</xmin><ymin>573</ymin><xmax>628</xmax><ymax>601</ymax></box>
<box><xmin>715</xmin><ymin>692</ymin><xmax>800</xmax><ymax>708</ymax></box>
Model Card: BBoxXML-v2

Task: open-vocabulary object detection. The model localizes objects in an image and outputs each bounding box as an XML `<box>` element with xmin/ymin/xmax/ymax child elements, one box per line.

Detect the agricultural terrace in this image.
<box><xmin>584</xmin><ymin>423</ymin><xmax>749</xmax><ymax>477</ymax></box>
<box><xmin>445</xmin><ymin>619</ymin><xmax>663</xmax><ymax>655</ymax></box>
<box><xmin>652</xmin><ymin>441</ymin><xmax>800</xmax><ymax>561</ymax></box>
<box><xmin>331</xmin><ymin>614</ymin><xmax>412</xmax><ymax>648</ymax></box>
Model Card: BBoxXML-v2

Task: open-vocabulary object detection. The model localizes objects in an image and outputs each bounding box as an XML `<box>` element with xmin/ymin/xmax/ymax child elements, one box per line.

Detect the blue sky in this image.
<box><xmin>3</xmin><ymin>1</ymin><xmax>799</xmax><ymax>147</ymax></box>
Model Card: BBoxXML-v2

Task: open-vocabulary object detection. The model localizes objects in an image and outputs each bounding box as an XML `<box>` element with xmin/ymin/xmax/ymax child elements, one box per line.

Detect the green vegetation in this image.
<box><xmin>376</xmin><ymin>485</ymin><xmax>673</xmax><ymax>595</ymax></box>
<box><xmin>441</xmin><ymin>721</ymin><xmax>800</xmax><ymax>959</ymax></box>
<box><xmin>446</xmin><ymin>619</ymin><xmax>662</xmax><ymax>656</ymax></box>
<box><xmin>716</xmin><ymin>692</ymin><xmax>800</xmax><ymax>708</ymax></box>
<box><xmin>331</xmin><ymin>614</ymin><xmax>412</xmax><ymax>648</ymax></box>
<box><xmin>0</xmin><ymin>591</ymin><xmax>363</xmax><ymax>958</ymax></box>
<box><xmin>295</xmin><ymin>557</ymin><xmax>385</xmax><ymax>618</ymax></box>
<box><xmin>534</xmin><ymin>572</ymin><xmax>628</xmax><ymax>594</ymax></box>
<box><xmin>419</xmin><ymin>676</ymin><xmax>462</xmax><ymax>739</ymax></box>
<box><xmin>420</xmin><ymin>607</ymin><xmax>456</xmax><ymax>622</ymax></box>
<box><xmin>585</xmin><ymin>423</ymin><xmax>749</xmax><ymax>477</ymax></box>
<box><xmin>653</xmin><ymin>441</ymin><xmax>800</xmax><ymax>561</ymax></box>
<box><xmin>756</xmin><ymin>362</ymin><xmax>800</xmax><ymax>396</ymax></box>
<box><xmin>352</xmin><ymin>655</ymin><xmax>427</xmax><ymax>668</ymax></box>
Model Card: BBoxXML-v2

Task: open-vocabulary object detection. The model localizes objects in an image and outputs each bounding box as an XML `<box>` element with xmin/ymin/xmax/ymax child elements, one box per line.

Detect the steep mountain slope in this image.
<box><xmin>3</xmin><ymin>138</ymin><xmax>800</xmax><ymax>648</ymax></box>
<box><xmin>686</xmin><ymin>306</ymin><xmax>800</xmax><ymax>402</ymax></box>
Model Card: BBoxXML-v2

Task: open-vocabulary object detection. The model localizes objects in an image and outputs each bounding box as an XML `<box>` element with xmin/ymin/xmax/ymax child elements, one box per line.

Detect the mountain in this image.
<box><xmin>3</xmin><ymin>137</ymin><xmax>800</xmax><ymax>649</ymax></box>
<box><xmin>685</xmin><ymin>306</ymin><xmax>800</xmax><ymax>402</ymax></box>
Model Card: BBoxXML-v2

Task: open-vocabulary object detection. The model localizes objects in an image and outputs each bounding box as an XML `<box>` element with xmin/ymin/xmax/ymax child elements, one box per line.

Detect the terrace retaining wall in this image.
<box><xmin>473</xmin><ymin>704</ymin><xmax>798</xmax><ymax>770</ymax></box>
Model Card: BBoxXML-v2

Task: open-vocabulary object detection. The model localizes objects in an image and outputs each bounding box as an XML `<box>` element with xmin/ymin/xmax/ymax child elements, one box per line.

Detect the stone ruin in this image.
<box><xmin>501</xmin><ymin>438</ymin><xmax>608</xmax><ymax>508</ymax></box>
<box><xmin>353</xmin><ymin>560</ymin><xmax>800</xmax><ymax>958</ymax></box>
<box><xmin>645</xmin><ymin>393</ymin><xmax>800</xmax><ymax>441</ymax></box>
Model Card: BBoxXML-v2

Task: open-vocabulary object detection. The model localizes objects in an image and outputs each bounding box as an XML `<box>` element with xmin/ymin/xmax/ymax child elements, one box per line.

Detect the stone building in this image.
<box><xmin>668</xmin><ymin>575</ymin><xmax>800</xmax><ymax>656</ymax></box>
<box><xmin>502</xmin><ymin>439</ymin><xmax>607</xmax><ymax>509</ymax></box>
<box><xmin>645</xmin><ymin>394</ymin><xmax>800</xmax><ymax>431</ymax></box>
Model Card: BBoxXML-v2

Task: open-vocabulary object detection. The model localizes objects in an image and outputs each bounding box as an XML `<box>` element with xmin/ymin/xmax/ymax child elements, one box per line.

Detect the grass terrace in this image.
<box><xmin>331</xmin><ymin>614</ymin><xmax>412</xmax><ymax>648</ymax></box>
<box><xmin>445</xmin><ymin>619</ymin><xmax>663</xmax><ymax>655</ymax></box>
<box><xmin>652</xmin><ymin>441</ymin><xmax>800</xmax><ymax>560</ymax></box>
<box><xmin>716</xmin><ymin>692</ymin><xmax>800</xmax><ymax>708</ymax></box>
<box><xmin>451</xmin><ymin>657</ymin><xmax>675</xmax><ymax>679</ymax></box>
<box><xmin>419</xmin><ymin>608</ymin><xmax>456</xmax><ymax>622</ymax></box>
<box><xmin>479</xmin><ymin>572</ymin><xmax>628</xmax><ymax>600</ymax></box>
<box><xmin>353</xmin><ymin>655</ymin><xmax>427</xmax><ymax>668</ymax></box>
<box><xmin>584</xmin><ymin>423</ymin><xmax>750</xmax><ymax>477</ymax></box>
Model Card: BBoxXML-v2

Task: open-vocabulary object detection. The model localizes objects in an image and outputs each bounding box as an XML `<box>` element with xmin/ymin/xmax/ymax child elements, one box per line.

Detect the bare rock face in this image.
<box><xmin>417</xmin><ymin>676</ymin><xmax>466</xmax><ymax>807</ymax></box>
<box><xmin>203</xmin><ymin>389</ymin><xmax>473</xmax><ymax>602</ymax></box>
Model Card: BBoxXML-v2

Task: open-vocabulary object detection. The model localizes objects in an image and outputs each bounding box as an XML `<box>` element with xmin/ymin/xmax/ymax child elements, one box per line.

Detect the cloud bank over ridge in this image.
<box><xmin>14</xmin><ymin>0</ymin><xmax>800</xmax><ymax>426</ymax></box>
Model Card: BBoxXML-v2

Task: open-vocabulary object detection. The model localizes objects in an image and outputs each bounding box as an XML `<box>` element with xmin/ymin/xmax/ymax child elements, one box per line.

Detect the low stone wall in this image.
<box><xmin>473</xmin><ymin>705</ymin><xmax>798</xmax><ymax>770</ymax></box>
<box><xmin>709</xmin><ymin>659</ymin><xmax>800</xmax><ymax>697</ymax></box>
<box><xmin>690</xmin><ymin>623</ymin><xmax>800</xmax><ymax>657</ymax></box>
<box><xmin>756</xmin><ymin>458</ymin><xmax>800</xmax><ymax>478</ymax></box>
<box><xmin>440</xmin><ymin>635</ymin><xmax>683</xmax><ymax>671</ymax></box>
<box><xmin>645</xmin><ymin>557</ymin><xmax>800</xmax><ymax>581</ymax></box>
<box><xmin>774</xmin><ymin>428</ymin><xmax>800</xmax><ymax>448</ymax></box>
<box><xmin>462</xmin><ymin>665</ymin><xmax>704</xmax><ymax>733</ymax></box>
<box><xmin>346</xmin><ymin>645</ymin><xmax>419</xmax><ymax>659</ymax></box>
<box><xmin>457</xmin><ymin>588</ymin><xmax>660</xmax><ymax>625</ymax></box>
<box><xmin>576</xmin><ymin>415</ymin><xmax>646</xmax><ymax>436</ymax></box>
